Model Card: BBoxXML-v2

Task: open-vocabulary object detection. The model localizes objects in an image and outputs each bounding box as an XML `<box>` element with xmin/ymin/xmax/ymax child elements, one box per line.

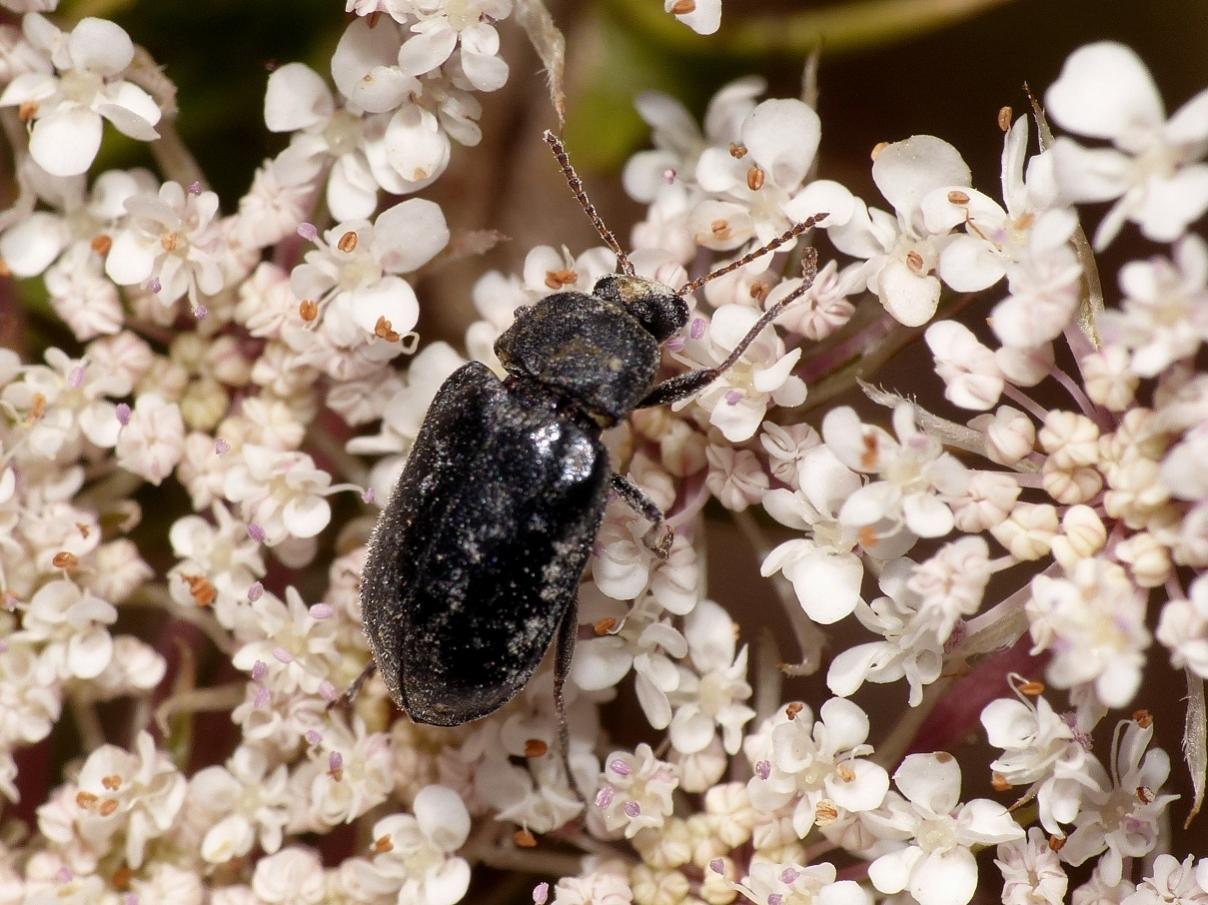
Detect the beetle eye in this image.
<box><xmin>626</xmin><ymin>294</ymin><xmax>688</xmax><ymax>342</ymax></box>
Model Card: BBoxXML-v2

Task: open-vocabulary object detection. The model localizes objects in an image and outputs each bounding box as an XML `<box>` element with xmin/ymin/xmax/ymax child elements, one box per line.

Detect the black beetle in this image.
<box><xmin>356</xmin><ymin>132</ymin><xmax>823</xmax><ymax>769</ymax></box>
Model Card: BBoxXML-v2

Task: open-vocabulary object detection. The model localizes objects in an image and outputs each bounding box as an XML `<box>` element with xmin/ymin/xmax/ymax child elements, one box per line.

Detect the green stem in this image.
<box><xmin>608</xmin><ymin>0</ymin><xmax>1019</xmax><ymax>59</ymax></box>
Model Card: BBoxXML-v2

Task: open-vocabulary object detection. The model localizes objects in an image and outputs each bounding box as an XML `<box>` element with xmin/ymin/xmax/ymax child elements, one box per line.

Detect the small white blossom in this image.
<box><xmin>1046</xmin><ymin>41</ymin><xmax>1208</xmax><ymax>248</ymax></box>
<box><xmin>0</xmin><ymin>14</ymin><xmax>160</xmax><ymax>176</ymax></box>
<box><xmin>866</xmin><ymin>752</ymin><xmax>1024</xmax><ymax>905</ymax></box>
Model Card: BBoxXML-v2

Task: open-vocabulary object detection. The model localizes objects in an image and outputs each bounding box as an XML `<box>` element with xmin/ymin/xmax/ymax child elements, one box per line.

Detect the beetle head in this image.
<box><xmin>594</xmin><ymin>274</ymin><xmax>688</xmax><ymax>343</ymax></box>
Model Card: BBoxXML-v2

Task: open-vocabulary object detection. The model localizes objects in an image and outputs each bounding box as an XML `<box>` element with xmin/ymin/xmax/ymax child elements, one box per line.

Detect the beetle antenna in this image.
<box><xmin>710</xmin><ymin>247</ymin><xmax>820</xmax><ymax>373</ymax></box>
<box><xmin>677</xmin><ymin>213</ymin><xmax>827</xmax><ymax>295</ymax></box>
<box><xmin>543</xmin><ymin>130</ymin><xmax>636</xmax><ymax>276</ymax></box>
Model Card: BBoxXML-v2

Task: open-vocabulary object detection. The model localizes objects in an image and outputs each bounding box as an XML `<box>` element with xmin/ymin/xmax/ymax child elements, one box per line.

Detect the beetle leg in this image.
<box><xmin>554</xmin><ymin>595</ymin><xmax>586</xmax><ymax>805</ymax></box>
<box><xmin>640</xmin><ymin>249</ymin><xmax>820</xmax><ymax>409</ymax></box>
<box><xmin>611</xmin><ymin>473</ymin><xmax>674</xmax><ymax>559</ymax></box>
<box><xmin>326</xmin><ymin>660</ymin><xmax>378</xmax><ymax>712</ymax></box>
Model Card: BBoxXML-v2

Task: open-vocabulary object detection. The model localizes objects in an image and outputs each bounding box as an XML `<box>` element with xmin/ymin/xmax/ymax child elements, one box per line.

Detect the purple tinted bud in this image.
<box><xmin>115</xmin><ymin>403</ymin><xmax>132</xmax><ymax>425</ymax></box>
<box><xmin>710</xmin><ymin>858</ymin><xmax>724</xmax><ymax>875</ymax></box>
<box><xmin>55</xmin><ymin>867</ymin><xmax>72</xmax><ymax>883</ymax></box>
<box><xmin>305</xmin><ymin>729</ymin><xmax>322</xmax><ymax>745</ymax></box>
<box><xmin>594</xmin><ymin>785</ymin><xmax>615</xmax><ymax>809</ymax></box>
<box><xmin>755</xmin><ymin>760</ymin><xmax>771</xmax><ymax>780</ymax></box>
<box><xmin>665</xmin><ymin>336</ymin><xmax>685</xmax><ymax>351</ymax></box>
<box><xmin>193</xmin><ymin>305</ymin><xmax>208</xmax><ymax>320</ymax></box>
<box><xmin>126</xmin><ymin>895</ymin><xmax>140</xmax><ymax>905</ymax></box>
<box><xmin>297</xmin><ymin>222</ymin><xmax>319</xmax><ymax>241</ymax></box>
<box><xmin>608</xmin><ymin>758</ymin><xmax>631</xmax><ymax>777</ymax></box>
<box><xmin>690</xmin><ymin>317</ymin><xmax>706</xmax><ymax>339</ymax></box>
<box><xmin>532</xmin><ymin>882</ymin><xmax>550</xmax><ymax>905</ymax></box>
<box><xmin>361</xmin><ymin>487</ymin><xmax>376</xmax><ymax>504</ymax></box>
<box><xmin>662</xmin><ymin>168</ymin><xmax>677</xmax><ymax>184</ymax></box>
<box><xmin>247</xmin><ymin>581</ymin><xmax>264</xmax><ymax>602</ymax></box>
<box><xmin>251</xmin><ymin>660</ymin><xmax>268</xmax><ymax>681</ymax></box>
<box><xmin>319</xmin><ymin>680</ymin><xmax>338</xmax><ymax>701</ymax></box>
<box><xmin>187</xmin><ymin>180</ymin><xmax>203</xmax><ymax>195</ymax></box>
<box><xmin>214</xmin><ymin>438</ymin><xmax>231</xmax><ymax>455</ymax></box>
<box><xmin>329</xmin><ymin>751</ymin><xmax>343</xmax><ymax>772</ymax></box>
<box><xmin>725</xmin><ymin>389</ymin><xmax>743</xmax><ymax>405</ymax></box>
<box><xmin>247</xmin><ymin>522</ymin><xmax>266</xmax><ymax>543</ymax></box>
<box><xmin>68</xmin><ymin>366</ymin><xmax>86</xmax><ymax>388</ymax></box>
<box><xmin>780</xmin><ymin>868</ymin><xmax>799</xmax><ymax>884</ymax></box>
<box><xmin>271</xmin><ymin>647</ymin><xmax>293</xmax><ymax>664</ymax></box>
<box><xmin>768</xmin><ymin>895</ymin><xmax>783</xmax><ymax>905</ymax></box>
<box><xmin>145</xmin><ymin>277</ymin><xmax>161</xmax><ymax>294</ymax></box>
<box><xmin>623</xmin><ymin>800</ymin><xmax>641</xmax><ymax>818</ymax></box>
<box><xmin>0</xmin><ymin>640</ymin><xmax>8</xmax><ymax>653</ymax></box>
<box><xmin>309</xmin><ymin>603</ymin><xmax>334</xmax><ymax>620</ymax></box>
<box><xmin>253</xmin><ymin>686</ymin><xmax>270</xmax><ymax>708</ymax></box>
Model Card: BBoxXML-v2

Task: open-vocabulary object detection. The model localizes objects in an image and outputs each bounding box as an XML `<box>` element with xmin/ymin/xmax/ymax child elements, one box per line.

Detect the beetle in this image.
<box><xmin>356</xmin><ymin>131</ymin><xmax>823</xmax><ymax>772</ymax></box>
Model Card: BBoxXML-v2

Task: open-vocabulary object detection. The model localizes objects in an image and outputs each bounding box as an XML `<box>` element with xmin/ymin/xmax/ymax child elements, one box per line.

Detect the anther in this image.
<box><xmin>947</xmin><ymin>190</ymin><xmax>970</xmax><ymax>205</ymax></box>
<box><xmin>728</xmin><ymin>143</ymin><xmax>748</xmax><ymax>159</ymax></box>
<box><xmin>671</xmin><ymin>0</ymin><xmax>696</xmax><ymax>12</ymax></box>
<box><xmin>91</xmin><ymin>235</ymin><xmax>113</xmax><ymax>255</ymax></box>
<box><xmin>299</xmin><ymin>299</ymin><xmax>318</xmax><ymax>322</ymax></box>
<box><xmin>374</xmin><ymin>317</ymin><xmax>400</xmax><ymax>342</ymax></box>
<box><xmin>1018</xmin><ymin>679</ymin><xmax>1045</xmax><ymax>695</ymax></box>
<box><xmin>514</xmin><ymin>828</ymin><xmax>537</xmax><ymax>847</ymax></box>
<box><xmin>338</xmin><ymin>231</ymin><xmax>359</xmax><ymax>253</ymax></box>
<box><xmin>998</xmin><ymin>106</ymin><xmax>1013</xmax><ymax>132</ymax></box>
<box><xmin>524</xmin><ymin>739</ymin><xmax>549</xmax><ymax>758</ymax></box>
<box><xmin>746</xmin><ymin>165</ymin><xmax>766</xmax><ymax>191</ymax></box>
<box><xmin>52</xmin><ymin>551</ymin><xmax>78</xmax><ymax>571</ymax></box>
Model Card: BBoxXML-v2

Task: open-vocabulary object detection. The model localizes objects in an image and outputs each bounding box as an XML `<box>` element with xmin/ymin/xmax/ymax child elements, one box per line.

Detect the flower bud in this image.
<box><xmin>971</xmin><ymin>405</ymin><xmax>1035</xmax><ymax>465</ymax></box>
<box><xmin>1039</xmin><ymin>411</ymin><xmax>1100</xmax><ymax>469</ymax></box>
<box><xmin>1080</xmin><ymin>346</ymin><xmax>1137</xmax><ymax>411</ymax></box>
<box><xmin>991</xmin><ymin>502</ymin><xmax>1058</xmax><ymax>560</ymax></box>
<box><xmin>1042</xmin><ymin>461</ymin><xmax>1102</xmax><ymax>504</ymax></box>
<box><xmin>1115</xmin><ymin>532</ymin><xmax>1171</xmax><ymax>588</ymax></box>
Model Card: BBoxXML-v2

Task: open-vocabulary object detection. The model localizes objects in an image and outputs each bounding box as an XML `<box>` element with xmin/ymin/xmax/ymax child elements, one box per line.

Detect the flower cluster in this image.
<box><xmin>0</xmin><ymin>0</ymin><xmax>1203</xmax><ymax>902</ymax></box>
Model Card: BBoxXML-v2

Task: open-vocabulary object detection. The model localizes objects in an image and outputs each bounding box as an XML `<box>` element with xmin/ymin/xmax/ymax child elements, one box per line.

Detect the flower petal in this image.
<box><xmin>30</xmin><ymin>108</ymin><xmax>102</xmax><ymax>177</ymax></box>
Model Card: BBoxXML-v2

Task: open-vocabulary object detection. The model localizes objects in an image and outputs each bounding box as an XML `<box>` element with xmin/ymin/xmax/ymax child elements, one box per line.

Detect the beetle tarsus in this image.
<box><xmin>327</xmin><ymin>660</ymin><xmax>377</xmax><ymax>712</ymax></box>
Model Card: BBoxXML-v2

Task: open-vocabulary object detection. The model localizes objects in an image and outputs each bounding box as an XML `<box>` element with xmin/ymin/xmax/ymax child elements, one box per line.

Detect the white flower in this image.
<box><xmin>668</xmin><ymin>599</ymin><xmax>755</xmax><ymax>755</ymax></box>
<box><xmin>15</xmin><ymin>578</ymin><xmax>115</xmax><ymax>680</ymax></box>
<box><xmin>251</xmin><ymin>847</ymin><xmax>326</xmax><ymax>905</ymax></box>
<box><xmin>866</xmin><ymin>752</ymin><xmax>1023</xmax><ymax>905</ymax></box>
<box><xmin>1046</xmin><ymin>41</ymin><xmax>1208</xmax><ymax>248</ymax></box>
<box><xmin>367</xmin><ymin>785</ymin><xmax>472</xmax><ymax>905</ymax></box>
<box><xmin>666</xmin><ymin>0</ymin><xmax>721</xmax><ymax>35</ymax></box>
<box><xmin>397</xmin><ymin>0</ymin><xmax>511</xmax><ymax>92</ymax></box>
<box><xmin>231</xmin><ymin>586</ymin><xmax>339</xmax><ymax>695</ymax></box>
<box><xmin>1157</xmin><ymin>573</ymin><xmax>1208</xmax><ymax>678</ymax></box>
<box><xmin>0</xmin><ymin>165</ymin><xmax>148</xmax><ymax>279</ymax></box>
<box><xmin>823</xmin><ymin>403</ymin><xmax>969</xmax><ymax>540</ymax></box>
<box><xmin>0</xmin><ymin>15</ymin><xmax>160</xmax><ymax>176</ymax></box>
<box><xmin>300</xmin><ymin>716</ymin><xmax>394</xmax><ymax>827</ymax></box>
<box><xmin>105</xmin><ymin>181</ymin><xmax>226</xmax><ymax>310</ymax></box>
<box><xmin>736</xmin><ymin>858</ymin><xmax>871</xmax><ymax>905</ymax></box>
<box><xmin>996</xmin><ymin>827</ymin><xmax>1069</xmax><ymax>905</ymax></box>
<box><xmin>678</xmin><ymin>305</ymin><xmax>806</xmax><ymax>443</ymax></box>
<box><xmin>1100</xmin><ymin>235</ymin><xmax>1208</xmax><ymax>377</ymax></box>
<box><xmin>290</xmin><ymin>199</ymin><xmax>447</xmax><ymax>343</ymax></box>
<box><xmin>168</xmin><ymin>503</ymin><xmax>266</xmax><ymax>632</ymax></box>
<box><xmin>72</xmin><ymin>731</ymin><xmax>187</xmax><ymax>868</ymax></box>
<box><xmin>929</xmin><ymin>115</ymin><xmax>1063</xmax><ymax>293</ymax></box>
<box><xmin>223</xmin><ymin>445</ymin><xmax>341</xmax><ymax>544</ymax></box>
<box><xmin>573</xmin><ymin>591</ymin><xmax>686</xmax><ymax>729</ymax></box>
<box><xmin>1122</xmin><ymin>855</ymin><xmax>1208</xmax><ymax>905</ymax></box>
<box><xmin>188</xmin><ymin>745</ymin><xmax>289</xmax><ymax>863</ymax></box>
<box><xmin>829</xmin><ymin>135</ymin><xmax>971</xmax><ymax>326</ymax></box>
<box><xmin>826</xmin><ymin>557</ymin><xmax>945</xmax><ymax>706</ymax></box>
<box><xmin>925</xmin><ymin>320</ymin><xmax>1004</xmax><ymax>410</ymax></box>
<box><xmin>1026</xmin><ymin>559</ymin><xmax>1149</xmax><ymax>708</ymax></box>
<box><xmin>595</xmin><ymin>743</ymin><xmax>679</xmax><ymax>838</ymax></box>
<box><xmin>114</xmin><ymin>393</ymin><xmax>185</xmax><ymax>485</ymax></box>
<box><xmin>0</xmin><ymin>639</ymin><xmax>61</xmax><ymax>747</ymax></box>
<box><xmin>980</xmin><ymin>677</ymin><xmax>1095</xmax><ymax>835</ymax></box>
<box><xmin>2</xmin><ymin>345</ymin><xmax>124</xmax><ymax>458</ymax></box>
<box><xmin>747</xmin><ymin>698</ymin><xmax>890</xmax><ymax>836</ymax></box>
<box><xmin>1058</xmin><ymin>718</ymin><xmax>1177</xmax><ymax>886</ymax></box>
